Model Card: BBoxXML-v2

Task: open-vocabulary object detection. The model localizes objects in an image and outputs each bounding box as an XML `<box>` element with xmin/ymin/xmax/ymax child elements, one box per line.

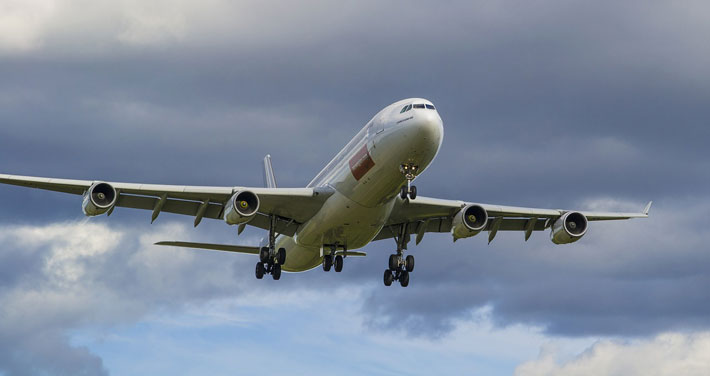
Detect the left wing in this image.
<box><xmin>376</xmin><ymin>195</ymin><xmax>651</xmax><ymax>244</ymax></box>
<box><xmin>0</xmin><ymin>173</ymin><xmax>333</xmax><ymax>235</ymax></box>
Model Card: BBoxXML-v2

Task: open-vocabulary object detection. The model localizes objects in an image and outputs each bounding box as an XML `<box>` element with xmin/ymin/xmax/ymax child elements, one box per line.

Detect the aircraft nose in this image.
<box><xmin>412</xmin><ymin>109</ymin><xmax>444</xmax><ymax>147</ymax></box>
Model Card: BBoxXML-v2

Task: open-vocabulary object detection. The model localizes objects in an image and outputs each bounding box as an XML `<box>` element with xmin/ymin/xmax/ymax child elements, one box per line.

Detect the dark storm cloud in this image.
<box><xmin>360</xmin><ymin>200</ymin><xmax>710</xmax><ymax>337</ymax></box>
<box><xmin>0</xmin><ymin>1</ymin><xmax>709</xmax><ymax>371</ymax></box>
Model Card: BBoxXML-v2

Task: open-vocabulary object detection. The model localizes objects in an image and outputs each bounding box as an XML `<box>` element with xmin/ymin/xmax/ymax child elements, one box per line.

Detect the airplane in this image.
<box><xmin>0</xmin><ymin>98</ymin><xmax>651</xmax><ymax>287</ymax></box>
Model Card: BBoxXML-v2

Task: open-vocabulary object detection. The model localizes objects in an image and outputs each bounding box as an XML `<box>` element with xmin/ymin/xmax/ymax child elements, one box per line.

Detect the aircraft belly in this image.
<box><xmin>294</xmin><ymin>190</ymin><xmax>393</xmax><ymax>250</ymax></box>
<box><xmin>275</xmin><ymin>236</ymin><xmax>322</xmax><ymax>272</ymax></box>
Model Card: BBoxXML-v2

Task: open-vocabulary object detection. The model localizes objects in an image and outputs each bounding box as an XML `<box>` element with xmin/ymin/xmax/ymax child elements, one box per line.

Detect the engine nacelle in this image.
<box><xmin>550</xmin><ymin>211</ymin><xmax>588</xmax><ymax>244</ymax></box>
<box><xmin>452</xmin><ymin>204</ymin><xmax>488</xmax><ymax>240</ymax></box>
<box><xmin>82</xmin><ymin>182</ymin><xmax>117</xmax><ymax>216</ymax></box>
<box><xmin>224</xmin><ymin>190</ymin><xmax>260</xmax><ymax>225</ymax></box>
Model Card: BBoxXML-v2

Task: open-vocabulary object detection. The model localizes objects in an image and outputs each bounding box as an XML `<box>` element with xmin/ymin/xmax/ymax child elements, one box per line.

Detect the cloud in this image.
<box><xmin>0</xmin><ymin>220</ymin><xmax>253</xmax><ymax>375</ymax></box>
<box><xmin>359</xmin><ymin>198</ymin><xmax>710</xmax><ymax>338</ymax></box>
<box><xmin>515</xmin><ymin>332</ymin><xmax>710</xmax><ymax>376</ymax></box>
<box><xmin>0</xmin><ymin>0</ymin><xmax>709</xmax><ymax>372</ymax></box>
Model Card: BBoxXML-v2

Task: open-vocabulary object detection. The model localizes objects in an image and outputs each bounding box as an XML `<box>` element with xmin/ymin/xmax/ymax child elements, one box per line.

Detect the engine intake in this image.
<box><xmin>452</xmin><ymin>204</ymin><xmax>488</xmax><ymax>240</ymax></box>
<box><xmin>224</xmin><ymin>190</ymin><xmax>260</xmax><ymax>225</ymax></box>
<box><xmin>550</xmin><ymin>211</ymin><xmax>588</xmax><ymax>244</ymax></box>
<box><xmin>82</xmin><ymin>182</ymin><xmax>117</xmax><ymax>216</ymax></box>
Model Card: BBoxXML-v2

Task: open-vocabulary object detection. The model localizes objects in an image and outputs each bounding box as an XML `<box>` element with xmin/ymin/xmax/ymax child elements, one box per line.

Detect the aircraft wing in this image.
<box><xmin>375</xmin><ymin>195</ymin><xmax>651</xmax><ymax>243</ymax></box>
<box><xmin>0</xmin><ymin>173</ymin><xmax>333</xmax><ymax>236</ymax></box>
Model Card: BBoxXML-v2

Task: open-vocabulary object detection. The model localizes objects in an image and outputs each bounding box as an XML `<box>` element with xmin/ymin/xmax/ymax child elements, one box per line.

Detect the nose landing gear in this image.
<box><xmin>400</xmin><ymin>163</ymin><xmax>419</xmax><ymax>200</ymax></box>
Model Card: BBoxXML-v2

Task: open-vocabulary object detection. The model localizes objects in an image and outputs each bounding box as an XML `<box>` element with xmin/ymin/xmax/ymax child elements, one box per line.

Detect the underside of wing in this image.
<box><xmin>377</xmin><ymin>195</ymin><xmax>651</xmax><ymax>244</ymax></box>
<box><xmin>0</xmin><ymin>173</ymin><xmax>333</xmax><ymax>235</ymax></box>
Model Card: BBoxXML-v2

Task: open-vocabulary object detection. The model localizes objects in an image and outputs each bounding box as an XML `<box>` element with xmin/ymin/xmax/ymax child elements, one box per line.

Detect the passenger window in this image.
<box><xmin>413</xmin><ymin>104</ymin><xmax>425</xmax><ymax>109</ymax></box>
<box><xmin>426</xmin><ymin>104</ymin><xmax>435</xmax><ymax>110</ymax></box>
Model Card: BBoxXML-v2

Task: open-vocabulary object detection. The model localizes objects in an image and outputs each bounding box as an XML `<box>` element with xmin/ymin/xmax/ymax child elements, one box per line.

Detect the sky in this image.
<box><xmin>0</xmin><ymin>0</ymin><xmax>709</xmax><ymax>375</ymax></box>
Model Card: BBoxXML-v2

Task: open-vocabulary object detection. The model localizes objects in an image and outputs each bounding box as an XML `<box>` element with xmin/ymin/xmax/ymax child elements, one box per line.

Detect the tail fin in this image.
<box><xmin>263</xmin><ymin>154</ymin><xmax>277</xmax><ymax>188</ymax></box>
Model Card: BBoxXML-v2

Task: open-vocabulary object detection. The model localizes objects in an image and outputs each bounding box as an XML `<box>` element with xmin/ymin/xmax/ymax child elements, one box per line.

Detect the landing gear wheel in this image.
<box><xmin>334</xmin><ymin>255</ymin><xmax>343</xmax><ymax>272</ymax></box>
<box><xmin>409</xmin><ymin>185</ymin><xmax>417</xmax><ymax>200</ymax></box>
<box><xmin>400</xmin><ymin>186</ymin><xmax>408</xmax><ymax>200</ymax></box>
<box><xmin>272</xmin><ymin>263</ymin><xmax>281</xmax><ymax>280</ymax></box>
<box><xmin>389</xmin><ymin>254</ymin><xmax>399</xmax><ymax>271</ymax></box>
<box><xmin>255</xmin><ymin>262</ymin><xmax>265</xmax><ymax>279</ymax></box>
<box><xmin>323</xmin><ymin>255</ymin><xmax>333</xmax><ymax>272</ymax></box>
<box><xmin>277</xmin><ymin>248</ymin><xmax>286</xmax><ymax>265</ymax></box>
<box><xmin>259</xmin><ymin>247</ymin><xmax>270</xmax><ymax>263</ymax></box>
<box><xmin>399</xmin><ymin>270</ymin><xmax>410</xmax><ymax>287</ymax></box>
<box><xmin>405</xmin><ymin>255</ymin><xmax>415</xmax><ymax>272</ymax></box>
<box><xmin>384</xmin><ymin>270</ymin><xmax>394</xmax><ymax>286</ymax></box>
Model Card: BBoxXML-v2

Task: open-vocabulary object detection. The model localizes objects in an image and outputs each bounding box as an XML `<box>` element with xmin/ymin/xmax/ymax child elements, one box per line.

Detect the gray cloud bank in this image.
<box><xmin>1</xmin><ymin>0</ymin><xmax>710</xmax><ymax>374</ymax></box>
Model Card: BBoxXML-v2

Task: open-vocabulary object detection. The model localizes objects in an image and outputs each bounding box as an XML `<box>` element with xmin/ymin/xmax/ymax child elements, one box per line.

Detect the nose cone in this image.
<box><xmin>412</xmin><ymin>109</ymin><xmax>444</xmax><ymax>149</ymax></box>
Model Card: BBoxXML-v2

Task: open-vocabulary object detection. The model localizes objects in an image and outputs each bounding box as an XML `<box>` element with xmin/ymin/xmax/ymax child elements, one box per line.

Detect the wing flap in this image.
<box><xmin>0</xmin><ymin>173</ymin><xmax>332</xmax><ymax>232</ymax></box>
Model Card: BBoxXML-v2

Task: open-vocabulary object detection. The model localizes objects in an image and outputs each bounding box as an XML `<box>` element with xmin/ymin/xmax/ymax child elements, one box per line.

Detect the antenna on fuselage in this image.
<box><xmin>263</xmin><ymin>154</ymin><xmax>277</xmax><ymax>188</ymax></box>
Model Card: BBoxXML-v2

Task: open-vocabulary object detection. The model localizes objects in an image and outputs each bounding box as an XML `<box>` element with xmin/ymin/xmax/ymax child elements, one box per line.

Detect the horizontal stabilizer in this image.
<box><xmin>155</xmin><ymin>241</ymin><xmax>260</xmax><ymax>254</ymax></box>
<box><xmin>339</xmin><ymin>251</ymin><xmax>367</xmax><ymax>257</ymax></box>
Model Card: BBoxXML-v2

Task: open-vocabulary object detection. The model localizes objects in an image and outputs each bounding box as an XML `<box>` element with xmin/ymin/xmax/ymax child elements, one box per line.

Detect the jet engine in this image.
<box><xmin>452</xmin><ymin>204</ymin><xmax>488</xmax><ymax>240</ymax></box>
<box><xmin>82</xmin><ymin>182</ymin><xmax>117</xmax><ymax>216</ymax></box>
<box><xmin>224</xmin><ymin>190</ymin><xmax>260</xmax><ymax>225</ymax></box>
<box><xmin>550</xmin><ymin>211</ymin><xmax>588</xmax><ymax>244</ymax></box>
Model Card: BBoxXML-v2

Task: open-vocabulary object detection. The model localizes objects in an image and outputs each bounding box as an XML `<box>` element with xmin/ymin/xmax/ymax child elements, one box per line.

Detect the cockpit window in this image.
<box><xmin>400</xmin><ymin>104</ymin><xmax>412</xmax><ymax>113</ymax></box>
<box><xmin>413</xmin><ymin>104</ymin><xmax>425</xmax><ymax>109</ymax></box>
<box><xmin>425</xmin><ymin>104</ymin><xmax>435</xmax><ymax>110</ymax></box>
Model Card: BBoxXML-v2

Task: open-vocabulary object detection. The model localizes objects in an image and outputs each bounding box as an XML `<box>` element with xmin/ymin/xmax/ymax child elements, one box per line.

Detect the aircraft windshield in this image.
<box><xmin>400</xmin><ymin>103</ymin><xmax>436</xmax><ymax>113</ymax></box>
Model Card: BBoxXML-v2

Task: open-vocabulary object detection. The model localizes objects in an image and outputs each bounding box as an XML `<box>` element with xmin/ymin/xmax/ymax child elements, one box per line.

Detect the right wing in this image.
<box><xmin>0</xmin><ymin>173</ymin><xmax>334</xmax><ymax>235</ymax></box>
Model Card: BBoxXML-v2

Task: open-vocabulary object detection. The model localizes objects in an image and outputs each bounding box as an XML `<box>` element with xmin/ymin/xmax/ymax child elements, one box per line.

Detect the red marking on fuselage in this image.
<box><xmin>349</xmin><ymin>144</ymin><xmax>375</xmax><ymax>181</ymax></box>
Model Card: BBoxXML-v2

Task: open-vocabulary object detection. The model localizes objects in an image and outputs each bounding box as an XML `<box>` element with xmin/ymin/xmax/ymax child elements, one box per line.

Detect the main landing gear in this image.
<box><xmin>255</xmin><ymin>215</ymin><xmax>287</xmax><ymax>280</ymax></box>
<box><xmin>322</xmin><ymin>244</ymin><xmax>346</xmax><ymax>273</ymax></box>
<box><xmin>399</xmin><ymin>163</ymin><xmax>419</xmax><ymax>200</ymax></box>
<box><xmin>383</xmin><ymin>223</ymin><xmax>415</xmax><ymax>287</ymax></box>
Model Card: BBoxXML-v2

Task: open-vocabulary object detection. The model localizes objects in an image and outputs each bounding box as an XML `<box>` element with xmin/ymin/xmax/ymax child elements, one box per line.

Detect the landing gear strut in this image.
<box><xmin>255</xmin><ymin>215</ymin><xmax>287</xmax><ymax>280</ymax></box>
<box><xmin>322</xmin><ymin>244</ymin><xmax>346</xmax><ymax>273</ymax></box>
<box><xmin>383</xmin><ymin>223</ymin><xmax>415</xmax><ymax>287</ymax></box>
<box><xmin>399</xmin><ymin>163</ymin><xmax>419</xmax><ymax>200</ymax></box>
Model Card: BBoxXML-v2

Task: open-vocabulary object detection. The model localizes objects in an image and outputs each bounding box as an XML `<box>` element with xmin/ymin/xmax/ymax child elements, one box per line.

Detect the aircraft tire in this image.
<box><xmin>409</xmin><ymin>185</ymin><xmax>417</xmax><ymax>199</ymax></box>
<box><xmin>389</xmin><ymin>254</ymin><xmax>399</xmax><ymax>271</ymax></box>
<box><xmin>405</xmin><ymin>255</ymin><xmax>415</xmax><ymax>272</ymax></box>
<box><xmin>272</xmin><ymin>264</ymin><xmax>282</xmax><ymax>280</ymax></box>
<box><xmin>255</xmin><ymin>262</ymin><xmax>265</xmax><ymax>279</ymax></box>
<box><xmin>400</xmin><ymin>270</ymin><xmax>410</xmax><ymax>287</ymax></box>
<box><xmin>384</xmin><ymin>270</ymin><xmax>394</xmax><ymax>286</ymax></box>
<box><xmin>400</xmin><ymin>186</ymin><xmax>408</xmax><ymax>200</ymax></box>
<box><xmin>323</xmin><ymin>255</ymin><xmax>333</xmax><ymax>272</ymax></box>
<box><xmin>259</xmin><ymin>247</ymin><xmax>270</xmax><ymax>263</ymax></box>
<box><xmin>334</xmin><ymin>255</ymin><xmax>343</xmax><ymax>272</ymax></box>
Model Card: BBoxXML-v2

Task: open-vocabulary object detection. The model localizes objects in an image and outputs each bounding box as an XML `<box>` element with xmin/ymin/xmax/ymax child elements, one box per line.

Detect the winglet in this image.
<box><xmin>643</xmin><ymin>201</ymin><xmax>653</xmax><ymax>216</ymax></box>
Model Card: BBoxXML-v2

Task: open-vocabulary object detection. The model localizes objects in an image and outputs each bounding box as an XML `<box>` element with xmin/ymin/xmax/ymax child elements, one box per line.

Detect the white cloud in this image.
<box><xmin>0</xmin><ymin>0</ymin><xmax>56</xmax><ymax>52</ymax></box>
<box><xmin>516</xmin><ymin>332</ymin><xmax>710</xmax><ymax>376</ymax></box>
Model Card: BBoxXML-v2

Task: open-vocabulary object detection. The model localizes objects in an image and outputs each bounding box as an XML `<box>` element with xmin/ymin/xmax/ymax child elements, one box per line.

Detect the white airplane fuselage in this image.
<box><xmin>274</xmin><ymin>98</ymin><xmax>444</xmax><ymax>272</ymax></box>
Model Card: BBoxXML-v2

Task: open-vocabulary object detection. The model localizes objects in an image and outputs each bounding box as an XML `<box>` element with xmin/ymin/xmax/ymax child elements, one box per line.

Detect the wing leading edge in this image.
<box><xmin>377</xmin><ymin>195</ymin><xmax>651</xmax><ymax>243</ymax></box>
<box><xmin>0</xmin><ymin>173</ymin><xmax>333</xmax><ymax>235</ymax></box>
